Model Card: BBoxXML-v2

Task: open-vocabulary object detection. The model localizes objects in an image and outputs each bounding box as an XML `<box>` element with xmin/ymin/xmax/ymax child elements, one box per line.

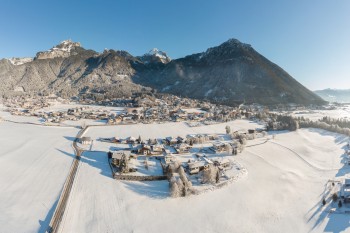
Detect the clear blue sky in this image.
<box><xmin>0</xmin><ymin>0</ymin><xmax>349</xmax><ymax>90</ymax></box>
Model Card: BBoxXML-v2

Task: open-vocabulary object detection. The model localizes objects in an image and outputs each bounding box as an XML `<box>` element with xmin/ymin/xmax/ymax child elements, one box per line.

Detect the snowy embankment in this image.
<box><xmin>0</xmin><ymin>121</ymin><xmax>78</xmax><ymax>233</ymax></box>
<box><xmin>59</xmin><ymin>122</ymin><xmax>350</xmax><ymax>233</ymax></box>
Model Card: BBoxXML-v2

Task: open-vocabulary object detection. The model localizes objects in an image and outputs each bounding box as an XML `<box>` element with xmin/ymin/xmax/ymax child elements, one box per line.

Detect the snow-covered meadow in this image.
<box><xmin>0</xmin><ymin>121</ymin><xmax>78</xmax><ymax>233</ymax></box>
<box><xmin>2</xmin><ymin>100</ymin><xmax>350</xmax><ymax>233</ymax></box>
<box><xmin>60</xmin><ymin>122</ymin><xmax>350</xmax><ymax>233</ymax></box>
<box><xmin>287</xmin><ymin>105</ymin><xmax>350</xmax><ymax>121</ymax></box>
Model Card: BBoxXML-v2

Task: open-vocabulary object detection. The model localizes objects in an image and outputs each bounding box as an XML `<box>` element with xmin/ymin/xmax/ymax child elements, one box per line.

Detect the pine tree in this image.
<box><xmin>167</xmin><ymin>165</ymin><xmax>174</xmax><ymax>181</ymax></box>
<box><xmin>178</xmin><ymin>166</ymin><xmax>188</xmax><ymax>186</ymax></box>
<box><xmin>176</xmin><ymin>178</ymin><xmax>184</xmax><ymax>196</ymax></box>
<box><xmin>225</xmin><ymin>125</ymin><xmax>231</xmax><ymax>134</ymax></box>
<box><xmin>216</xmin><ymin>170</ymin><xmax>220</xmax><ymax>183</ymax></box>
<box><xmin>170</xmin><ymin>181</ymin><xmax>180</xmax><ymax>198</ymax></box>
<box><xmin>338</xmin><ymin>200</ymin><xmax>342</xmax><ymax>208</ymax></box>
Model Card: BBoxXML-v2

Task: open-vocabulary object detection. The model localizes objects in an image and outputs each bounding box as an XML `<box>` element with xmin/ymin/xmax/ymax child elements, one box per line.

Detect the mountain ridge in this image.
<box><xmin>314</xmin><ymin>88</ymin><xmax>350</xmax><ymax>103</ymax></box>
<box><xmin>0</xmin><ymin>38</ymin><xmax>325</xmax><ymax>106</ymax></box>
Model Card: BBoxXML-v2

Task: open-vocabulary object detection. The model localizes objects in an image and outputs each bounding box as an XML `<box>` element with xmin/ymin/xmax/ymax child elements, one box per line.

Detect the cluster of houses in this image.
<box><xmin>102</xmin><ymin>131</ymin><xmax>246</xmax><ymax>178</ymax></box>
<box><xmin>2</xmin><ymin>91</ymin><xmax>274</xmax><ymax>127</ymax></box>
<box><xmin>3</xmin><ymin>94</ymin><xmax>68</xmax><ymax>112</ymax></box>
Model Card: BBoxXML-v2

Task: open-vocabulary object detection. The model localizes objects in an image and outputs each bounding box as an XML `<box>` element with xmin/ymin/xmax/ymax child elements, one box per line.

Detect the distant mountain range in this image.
<box><xmin>0</xmin><ymin>39</ymin><xmax>325</xmax><ymax>106</ymax></box>
<box><xmin>314</xmin><ymin>89</ymin><xmax>350</xmax><ymax>103</ymax></box>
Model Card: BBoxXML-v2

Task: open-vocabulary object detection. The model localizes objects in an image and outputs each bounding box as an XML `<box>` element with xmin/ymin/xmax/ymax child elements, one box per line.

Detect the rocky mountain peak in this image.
<box><xmin>35</xmin><ymin>39</ymin><xmax>82</xmax><ymax>60</ymax></box>
<box><xmin>201</xmin><ymin>38</ymin><xmax>253</xmax><ymax>61</ymax></box>
<box><xmin>55</xmin><ymin>39</ymin><xmax>81</xmax><ymax>50</ymax></box>
<box><xmin>139</xmin><ymin>48</ymin><xmax>171</xmax><ymax>64</ymax></box>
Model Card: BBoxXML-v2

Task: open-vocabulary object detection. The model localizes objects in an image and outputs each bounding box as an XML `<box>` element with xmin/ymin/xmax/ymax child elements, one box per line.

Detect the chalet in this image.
<box><xmin>152</xmin><ymin>144</ymin><xmax>164</xmax><ymax>154</ymax></box>
<box><xmin>188</xmin><ymin>161</ymin><xmax>209</xmax><ymax>174</ymax></box>
<box><xmin>175</xmin><ymin>143</ymin><xmax>191</xmax><ymax>153</ymax></box>
<box><xmin>214</xmin><ymin>158</ymin><xmax>231</xmax><ymax>168</ymax></box>
<box><xmin>166</xmin><ymin>137</ymin><xmax>178</xmax><ymax>145</ymax></box>
<box><xmin>342</xmin><ymin>178</ymin><xmax>350</xmax><ymax>203</ymax></box>
<box><xmin>210</xmin><ymin>142</ymin><xmax>227</xmax><ymax>152</ymax></box>
<box><xmin>80</xmin><ymin>136</ymin><xmax>92</xmax><ymax>145</ymax></box>
<box><xmin>140</xmin><ymin>145</ymin><xmax>152</xmax><ymax>155</ymax></box>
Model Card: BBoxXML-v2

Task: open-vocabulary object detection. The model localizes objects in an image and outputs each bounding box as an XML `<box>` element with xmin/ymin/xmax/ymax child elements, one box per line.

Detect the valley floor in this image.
<box><xmin>1</xmin><ymin>113</ymin><xmax>350</xmax><ymax>233</ymax></box>
<box><xmin>60</xmin><ymin>125</ymin><xmax>350</xmax><ymax>233</ymax></box>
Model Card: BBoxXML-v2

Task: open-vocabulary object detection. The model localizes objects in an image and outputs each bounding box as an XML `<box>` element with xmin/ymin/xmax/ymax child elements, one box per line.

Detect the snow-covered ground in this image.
<box><xmin>285</xmin><ymin>105</ymin><xmax>350</xmax><ymax>121</ymax></box>
<box><xmin>59</xmin><ymin>123</ymin><xmax>350</xmax><ymax>233</ymax></box>
<box><xmin>0</xmin><ymin>121</ymin><xmax>78</xmax><ymax>233</ymax></box>
<box><xmin>2</xmin><ymin>99</ymin><xmax>350</xmax><ymax>233</ymax></box>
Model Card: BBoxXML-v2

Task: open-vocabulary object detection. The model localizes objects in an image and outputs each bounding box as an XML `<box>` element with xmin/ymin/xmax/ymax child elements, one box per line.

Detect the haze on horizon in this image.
<box><xmin>0</xmin><ymin>0</ymin><xmax>349</xmax><ymax>91</ymax></box>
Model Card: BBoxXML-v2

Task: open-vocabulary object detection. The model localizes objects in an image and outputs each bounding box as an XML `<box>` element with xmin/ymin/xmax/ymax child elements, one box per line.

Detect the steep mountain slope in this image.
<box><xmin>0</xmin><ymin>39</ymin><xmax>325</xmax><ymax>105</ymax></box>
<box><xmin>315</xmin><ymin>89</ymin><xmax>350</xmax><ymax>103</ymax></box>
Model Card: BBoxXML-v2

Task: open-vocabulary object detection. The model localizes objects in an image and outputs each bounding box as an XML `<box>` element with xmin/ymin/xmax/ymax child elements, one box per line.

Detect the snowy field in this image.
<box><xmin>2</xmin><ymin>99</ymin><xmax>350</xmax><ymax>233</ymax></box>
<box><xmin>0</xmin><ymin>121</ymin><xmax>78</xmax><ymax>233</ymax></box>
<box><xmin>59</xmin><ymin>122</ymin><xmax>350</xmax><ymax>232</ymax></box>
<box><xmin>285</xmin><ymin>105</ymin><xmax>350</xmax><ymax>121</ymax></box>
